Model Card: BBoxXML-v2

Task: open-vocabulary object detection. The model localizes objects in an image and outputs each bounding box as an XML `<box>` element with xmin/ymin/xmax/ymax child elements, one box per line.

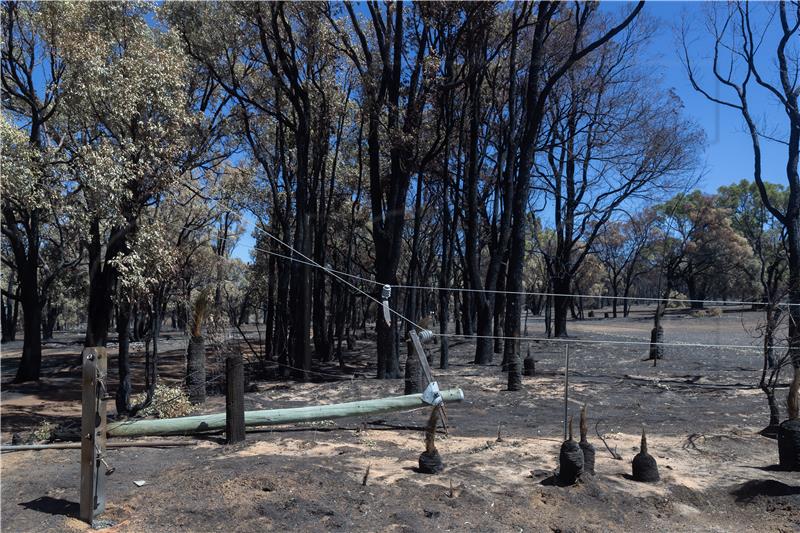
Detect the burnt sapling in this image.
<box><xmin>558</xmin><ymin>416</ymin><xmax>584</xmax><ymax>484</ymax></box>
<box><xmin>418</xmin><ymin>405</ymin><xmax>444</xmax><ymax>474</ymax></box>
<box><xmin>631</xmin><ymin>428</ymin><xmax>659</xmax><ymax>482</ymax></box>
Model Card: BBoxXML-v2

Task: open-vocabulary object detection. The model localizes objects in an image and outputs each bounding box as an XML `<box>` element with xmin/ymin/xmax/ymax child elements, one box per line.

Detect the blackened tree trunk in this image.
<box><xmin>115</xmin><ymin>297</ymin><xmax>133</xmax><ymax>414</ymax></box>
<box><xmin>552</xmin><ymin>276</ymin><xmax>570</xmax><ymax>338</ymax></box>
<box><xmin>85</xmin><ymin>220</ymin><xmax>129</xmax><ymax>348</ymax></box>
<box><xmin>438</xmin><ymin>167</ymin><xmax>455</xmax><ymax>370</ymax></box>
<box><xmin>14</xmin><ymin>261</ymin><xmax>42</xmax><ymax>382</ymax></box>
<box><xmin>312</xmin><ymin>233</ymin><xmax>330</xmax><ymax>362</ymax></box>
<box><xmin>3</xmin><ymin>204</ymin><xmax>45</xmax><ymax>382</ymax></box>
<box><xmin>462</xmin><ymin>12</ymin><xmax>495</xmax><ymax>365</ymax></box>
<box><xmin>405</xmin><ymin>173</ymin><xmax>426</xmax><ymax>334</ymax></box>
<box><xmin>1</xmin><ymin>283</ymin><xmax>19</xmax><ymax>343</ymax></box>
<box><xmin>42</xmin><ymin>297</ymin><xmax>59</xmax><ymax>340</ymax></box>
<box><xmin>493</xmin><ymin>260</ymin><xmax>507</xmax><ymax>354</ymax></box>
<box><xmin>264</xmin><ymin>251</ymin><xmax>276</xmax><ymax>360</ymax></box>
<box><xmin>504</xmin><ymin>1</ymin><xmax>645</xmax><ymax>390</ymax></box>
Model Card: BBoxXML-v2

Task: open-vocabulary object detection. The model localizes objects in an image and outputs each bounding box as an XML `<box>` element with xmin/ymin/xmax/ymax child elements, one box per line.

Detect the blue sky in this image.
<box><xmin>232</xmin><ymin>1</ymin><xmax>791</xmax><ymax>262</ymax></box>
<box><xmin>642</xmin><ymin>1</ymin><xmax>787</xmax><ymax>190</ymax></box>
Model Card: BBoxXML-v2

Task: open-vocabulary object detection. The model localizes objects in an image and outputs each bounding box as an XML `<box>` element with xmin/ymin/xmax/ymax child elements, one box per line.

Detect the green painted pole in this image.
<box><xmin>107</xmin><ymin>388</ymin><xmax>465</xmax><ymax>438</ymax></box>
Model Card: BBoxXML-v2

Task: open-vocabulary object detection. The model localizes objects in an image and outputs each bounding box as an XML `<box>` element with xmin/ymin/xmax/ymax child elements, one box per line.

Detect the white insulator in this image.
<box><xmin>417</xmin><ymin>329</ymin><xmax>434</xmax><ymax>343</ymax></box>
<box><xmin>381</xmin><ymin>284</ymin><xmax>392</xmax><ymax>300</ymax></box>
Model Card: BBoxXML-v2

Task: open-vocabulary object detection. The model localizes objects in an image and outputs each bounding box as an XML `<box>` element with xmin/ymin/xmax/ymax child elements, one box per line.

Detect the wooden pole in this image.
<box><xmin>563</xmin><ymin>344</ymin><xmax>570</xmax><ymax>441</ymax></box>
<box><xmin>225</xmin><ymin>353</ymin><xmax>246</xmax><ymax>444</ymax></box>
<box><xmin>107</xmin><ymin>388</ymin><xmax>466</xmax><ymax>438</ymax></box>
<box><xmin>80</xmin><ymin>347</ymin><xmax>107</xmax><ymax>525</ymax></box>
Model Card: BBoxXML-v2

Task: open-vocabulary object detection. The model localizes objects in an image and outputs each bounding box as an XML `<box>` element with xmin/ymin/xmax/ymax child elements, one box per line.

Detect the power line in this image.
<box><xmin>431</xmin><ymin>332</ymin><xmax>783</xmax><ymax>353</ymax></box>
<box><xmin>174</xmin><ymin>181</ymin><xmax>798</xmax><ymax>308</ymax></box>
<box><xmin>208</xmin><ymin>226</ymin><xmax>789</xmax><ymax>354</ymax></box>
<box><xmin>192</xmin><ymin>225</ymin><xmax>796</xmax><ymax>308</ymax></box>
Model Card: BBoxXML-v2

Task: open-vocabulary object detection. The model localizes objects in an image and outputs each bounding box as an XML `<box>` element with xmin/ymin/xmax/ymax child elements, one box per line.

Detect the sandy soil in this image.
<box><xmin>1</xmin><ymin>309</ymin><xmax>799</xmax><ymax>532</ymax></box>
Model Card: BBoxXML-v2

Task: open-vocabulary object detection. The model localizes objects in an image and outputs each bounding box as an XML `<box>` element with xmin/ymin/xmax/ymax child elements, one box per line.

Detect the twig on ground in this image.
<box><xmin>595</xmin><ymin>420</ymin><xmax>622</xmax><ymax>460</ymax></box>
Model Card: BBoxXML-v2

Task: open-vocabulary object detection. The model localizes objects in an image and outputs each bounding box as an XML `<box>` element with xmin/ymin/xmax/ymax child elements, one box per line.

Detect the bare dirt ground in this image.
<box><xmin>2</xmin><ymin>308</ymin><xmax>799</xmax><ymax>532</ymax></box>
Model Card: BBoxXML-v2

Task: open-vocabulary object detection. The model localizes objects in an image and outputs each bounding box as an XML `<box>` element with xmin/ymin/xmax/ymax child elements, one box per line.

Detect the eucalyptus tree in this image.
<box><xmin>168</xmin><ymin>1</ymin><xmax>344</xmax><ymax>379</ymax></box>
<box><xmin>718</xmin><ymin>180</ymin><xmax>789</xmax><ymax>433</ymax></box>
<box><xmin>57</xmin><ymin>3</ymin><xmax>208</xmax><ymax>351</ymax></box>
<box><xmin>50</xmin><ymin>3</ymin><xmax>230</xmax><ymax>413</ymax></box>
<box><xmin>326</xmin><ymin>1</ymin><xmax>447</xmax><ymax>378</ymax></box>
<box><xmin>1</xmin><ymin>1</ymin><xmax>77</xmax><ymax>382</ymax></box>
<box><xmin>682</xmin><ymin>2</ymin><xmax>800</xmax><ymax>425</ymax></box>
<box><xmin>532</xmin><ymin>24</ymin><xmax>702</xmax><ymax>338</ymax></box>
<box><xmin>592</xmin><ymin>211</ymin><xmax>657</xmax><ymax>318</ymax></box>
<box><xmin>502</xmin><ymin>1</ymin><xmax>645</xmax><ymax>390</ymax></box>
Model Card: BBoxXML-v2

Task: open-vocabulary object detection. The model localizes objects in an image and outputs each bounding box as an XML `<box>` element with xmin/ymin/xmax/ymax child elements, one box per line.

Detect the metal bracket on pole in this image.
<box><xmin>80</xmin><ymin>347</ymin><xmax>108</xmax><ymax>525</ymax></box>
<box><xmin>409</xmin><ymin>329</ymin><xmax>442</xmax><ymax>406</ymax></box>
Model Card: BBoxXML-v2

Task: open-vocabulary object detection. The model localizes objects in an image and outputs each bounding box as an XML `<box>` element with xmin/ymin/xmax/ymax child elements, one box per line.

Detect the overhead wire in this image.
<box><xmin>168</xmin><ymin>182</ymin><xmax>792</xmax><ymax>355</ymax></box>
<box><xmin>173</xmin><ymin>220</ymin><xmax>793</xmax><ymax>308</ymax></box>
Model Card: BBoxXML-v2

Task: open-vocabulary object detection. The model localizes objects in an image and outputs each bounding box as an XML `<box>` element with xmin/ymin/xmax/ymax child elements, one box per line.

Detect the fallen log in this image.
<box><xmin>107</xmin><ymin>388</ymin><xmax>465</xmax><ymax>438</ymax></box>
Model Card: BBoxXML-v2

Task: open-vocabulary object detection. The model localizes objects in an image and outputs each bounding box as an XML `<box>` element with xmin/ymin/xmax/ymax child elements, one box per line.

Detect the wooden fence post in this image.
<box><xmin>80</xmin><ymin>347</ymin><xmax>108</xmax><ymax>525</ymax></box>
<box><xmin>226</xmin><ymin>353</ymin><xmax>245</xmax><ymax>444</ymax></box>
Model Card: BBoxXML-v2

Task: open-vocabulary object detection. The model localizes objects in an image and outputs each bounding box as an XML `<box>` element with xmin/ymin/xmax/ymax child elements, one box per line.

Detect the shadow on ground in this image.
<box><xmin>19</xmin><ymin>496</ymin><xmax>79</xmax><ymax>518</ymax></box>
<box><xmin>730</xmin><ymin>479</ymin><xmax>800</xmax><ymax>503</ymax></box>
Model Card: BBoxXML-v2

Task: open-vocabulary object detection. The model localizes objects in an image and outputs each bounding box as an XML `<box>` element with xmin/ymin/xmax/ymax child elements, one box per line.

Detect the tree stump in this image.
<box><xmin>558</xmin><ymin>416</ymin><xmax>583</xmax><ymax>484</ymax></box>
<box><xmin>523</xmin><ymin>349</ymin><xmax>535</xmax><ymax>377</ymax></box>
<box><xmin>777</xmin><ymin>418</ymin><xmax>800</xmax><ymax>471</ymax></box>
<box><xmin>632</xmin><ymin>429</ymin><xmax>659</xmax><ymax>482</ymax></box>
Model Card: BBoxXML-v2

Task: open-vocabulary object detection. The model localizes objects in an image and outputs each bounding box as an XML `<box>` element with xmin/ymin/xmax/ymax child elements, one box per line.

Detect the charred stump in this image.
<box><xmin>558</xmin><ymin>416</ymin><xmax>583</xmax><ymax>484</ymax></box>
<box><xmin>631</xmin><ymin>429</ymin><xmax>659</xmax><ymax>482</ymax></box>
<box><xmin>523</xmin><ymin>347</ymin><xmax>535</xmax><ymax>377</ymax></box>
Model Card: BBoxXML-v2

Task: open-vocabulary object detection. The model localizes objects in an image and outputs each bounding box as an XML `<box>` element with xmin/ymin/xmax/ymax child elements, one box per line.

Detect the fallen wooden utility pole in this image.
<box><xmin>107</xmin><ymin>388</ymin><xmax>465</xmax><ymax>438</ymax></box>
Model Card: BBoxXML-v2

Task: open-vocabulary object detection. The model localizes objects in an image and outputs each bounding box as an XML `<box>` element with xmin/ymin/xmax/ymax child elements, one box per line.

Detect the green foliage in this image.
<box><xmin>131</xmin><ymin>385</ymin><xmax>193</xmax><ymax>419</ymax></box>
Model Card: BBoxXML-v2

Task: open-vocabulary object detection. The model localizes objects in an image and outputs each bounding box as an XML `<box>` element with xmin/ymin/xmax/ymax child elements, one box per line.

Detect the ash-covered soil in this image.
<box><xmin>2</xmin><ymin>309</ymin><xmax>799</xmax><ymax>532</ymax></box>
